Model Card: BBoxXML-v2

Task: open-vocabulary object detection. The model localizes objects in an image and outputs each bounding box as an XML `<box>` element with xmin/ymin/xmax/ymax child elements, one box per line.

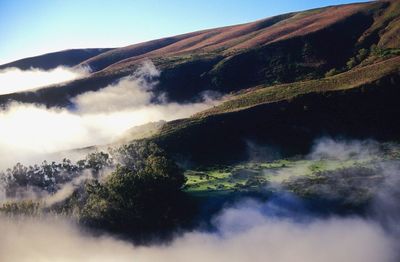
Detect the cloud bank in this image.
<box><xmin>0</xmin><ymin>139</ymin><xmax>399</xmax><ymax>261</ymax></box>
<box><xmin>0</xmin><ymin>61</ymin><xmax>219</xmax><ymax>169</ymax></box>
<box><xmin>0</xmin><ymin>66</ymin><xmax>89</xmax><ymax>95</ymax></box>
<box><xmin>0</xmin><ymin>199</ymin><xmax>396</xmax><ymax>262</ymax></box>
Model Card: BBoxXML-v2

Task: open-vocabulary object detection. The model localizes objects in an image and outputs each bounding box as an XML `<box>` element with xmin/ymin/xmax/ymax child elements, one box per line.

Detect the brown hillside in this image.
<box><xmin>2</xmin><ymin>0</ymin><xmax>400</xmax><ymax>107</ymax></box>
<box><xmin>80</xmin><ymin>2</ymin><xmax>374</xmax><ymax>73</ymax></box>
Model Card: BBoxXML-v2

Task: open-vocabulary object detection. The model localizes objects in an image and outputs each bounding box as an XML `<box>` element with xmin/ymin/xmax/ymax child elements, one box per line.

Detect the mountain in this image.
<box><xmin>153</xmin><ymin>55</ymin><xmax>400</xmax><ymax>164</ymax></box>
<box><xmin>0</xmin><ymin>48</ymin><xmax>114</xmax><ymax>71</ymax></box>
<box><xmin>2</xmin><ymin>1</ymin><xmax>399</xmax><ymax>106</ymax></box>
<box><xmin>0</xmin><ymin>0</ymin><xmax>400</xmax><ymax>165</ymax></box>
<box><xmin>2</xmin><ymin>0</ymin><xmax>400</xmax><ymax>247</ymax></box>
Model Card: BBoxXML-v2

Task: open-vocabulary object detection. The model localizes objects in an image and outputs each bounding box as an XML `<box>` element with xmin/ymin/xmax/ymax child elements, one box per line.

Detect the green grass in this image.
<box><xmin>153</xmin><ymin>52</ymin><xmax>222</xmax><ymax>69</ymax></box>
<box><xmin>183</xmin><ymin>153</ymin><xmax>390</xmax><ymax>196</ymax></box>
<box><xmin>195</xmin><ymin>55</ymin><xmax>400</xmax><ymax>117</ymax></box>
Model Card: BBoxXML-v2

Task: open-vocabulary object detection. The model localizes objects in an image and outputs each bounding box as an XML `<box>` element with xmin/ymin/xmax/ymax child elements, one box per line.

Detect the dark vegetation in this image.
<box><xmin>0</xmin><ymin>142</ymin><xmax>193</xmax><ymax>242</ymax></box>
<box><xmin>71</xmin><ymin>143</ymin><xmax>191</xmax><ymax>240</ymax></box>
<box><xmin>0</xmin><ymin>152</ymin><xmax>112</xmax><ymax>199</ymax></box>
<box><xmin>154</xmin><ymin>68</ymin><xmax>400</xmax><ymax>165</ymax></box>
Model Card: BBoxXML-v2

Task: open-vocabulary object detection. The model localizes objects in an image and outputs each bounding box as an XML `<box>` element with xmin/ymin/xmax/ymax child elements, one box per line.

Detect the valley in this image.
<box><xmin>1</xmin><ymin>0</ymin><xmax>400</xmax><ymax>261</ymax></box>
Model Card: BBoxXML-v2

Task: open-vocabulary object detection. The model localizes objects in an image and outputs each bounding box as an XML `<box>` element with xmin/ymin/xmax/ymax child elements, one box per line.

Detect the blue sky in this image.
<box><xmin>0</xmin><ymin>0</ymin><xmax>369</xmax><ymax>64</ymax></box>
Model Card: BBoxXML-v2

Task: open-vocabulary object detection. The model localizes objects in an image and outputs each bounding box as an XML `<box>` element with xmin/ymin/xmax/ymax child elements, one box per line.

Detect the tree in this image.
<box><xmin>0</xmin><ymin>141</ymin><xmax>192</xmax><ymax>239</ymax></box>
<box><xmin>76</xmin><ymin>141</ymin><xmax>188</xmax><ymax>237</ymax></box>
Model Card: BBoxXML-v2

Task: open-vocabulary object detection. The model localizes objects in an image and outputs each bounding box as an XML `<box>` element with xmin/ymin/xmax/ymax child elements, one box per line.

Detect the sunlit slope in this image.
<box><xmin>80</xmin><ymin>2</ymin><xmax>368</xmax><ymax>72</ymax></box>
<box><xmin>0</xmin><ymin>48</ymin><xmax>113</xmax><ymax>71</ymax></box>
<box><xmin>2</xmin><ymin>1</ymin><xmax>400</xmax><ymax>106</ymax></box>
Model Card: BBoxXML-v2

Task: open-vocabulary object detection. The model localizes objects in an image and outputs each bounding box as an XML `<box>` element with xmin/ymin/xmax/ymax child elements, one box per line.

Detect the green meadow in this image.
<box><xmin>183</xmin><ymin>146</ymin><xmax>400</xmax><ymax>197</ymax></box>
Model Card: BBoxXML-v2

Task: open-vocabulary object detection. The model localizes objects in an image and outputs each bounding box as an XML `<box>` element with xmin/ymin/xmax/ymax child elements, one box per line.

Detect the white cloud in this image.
<box><xmin>0</xmin><ymin>66</ymin><xmax>88</xmax><ymax>95</ymax></box>
<box><xmin>309</xmin><ymin>138</ymin><xmax>379</xmax><ymax>161</ymax></box>
<box><xmin>0</xmin><ymin>202</ymin><xmax>396</xmax><ymax>262</ymax></box>
<box><xmin>0</xmin><ymin>61</ymin><xmax>218</xmax><ymax>169</ymax></box>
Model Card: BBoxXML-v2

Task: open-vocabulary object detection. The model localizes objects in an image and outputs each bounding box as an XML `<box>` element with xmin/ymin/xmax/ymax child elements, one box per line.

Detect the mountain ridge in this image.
<box><xmin>0</xmin><ymin>48</ymin><xmax>114</xmax><ymax>71</ymax></box>
<box><xmin>1</xmin><ymin>1</ymin><xmax>391</xmax><ymax>107</ymax></box>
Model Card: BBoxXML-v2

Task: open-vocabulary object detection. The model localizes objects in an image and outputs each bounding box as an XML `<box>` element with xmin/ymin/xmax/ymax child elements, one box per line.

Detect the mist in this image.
<box><xmin>0</xmin><ymin>198</ymin><xmax>396</xmax><ymax>262</ymax></box>
<box><xmin>2</xmin><ymin>115</ymin><xmax>394</xmax><ymax>255</ymax></box>
<box><xmin>0</xmin><ymin>66</ymin><xmax>89</xmax><ymax>95</ymax></box>
<box><xmin>0</xmin><ymin>61</ymin><xmax>219</xmax><ymax>169</ymax></box>
<box><xmin>1</xmin><ymin>62</ymin><xmax>399</xmax><ymax>262</ymax></box>
<box><xmin>1</xmin><ymin>138</ymin><xmax>400</xmax><ymax>261</ymax></box>
<box><xmin>309</xmin><ymin>138</ymin><xmax>380</xmax><ymax>161</ymax></box>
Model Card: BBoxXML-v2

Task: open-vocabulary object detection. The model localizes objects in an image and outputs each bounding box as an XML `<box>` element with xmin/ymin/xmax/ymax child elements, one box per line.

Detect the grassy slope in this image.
<box><xmin>184</xmin><ymin>157</ymin><xmax>374</xmax><ymax>195</ymax></box>
<box><xmin>0</xmin><ymin>1</ymin><xmax>387</xmax><ymax>106</ymax></box>
<box><xmin>157</xmin><ymin>53</ymin><xmax>400</xmax><ymax>135</ymax></box>
<box><xmin>153</xmin><ymin>52</ymin><xmax>400</xmax><ymax>165</ymax></box>
<box><xmin>0</xmin><ymin>48</ymin><xmax>113</xmax><ymax>71</ymax></box>
<box><xmin>92</xmin><ymin>2</ymin><xmax>372</xmax><ymax>73</ymax></box>
<box><xmin>183</xmin><ymin>144</ymin><xmax>400</xmax><ymax>213</ymax></box>
<box><xmin>197</xmin><ymin>55</ymin><xmax>400</xmax><ymax>117</ymax></box>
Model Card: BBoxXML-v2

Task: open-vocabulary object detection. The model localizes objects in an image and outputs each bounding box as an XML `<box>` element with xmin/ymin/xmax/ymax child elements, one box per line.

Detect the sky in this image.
<box><xmin>0</xmin><ymin>0</ymin><xmax>370</xmax><ymax>65</ymax></box>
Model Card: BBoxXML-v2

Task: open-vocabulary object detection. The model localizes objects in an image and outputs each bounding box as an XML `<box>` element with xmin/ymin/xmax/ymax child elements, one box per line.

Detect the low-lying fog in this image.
<box><xmin>1</xmin><ymin>139</ymin><xmax>400</xmax><ymax>261</ymax></box>
<box><xmin>0</xmin><ymin>61</ymin><xmax>219</xmax><ymax>169</ymax></box>
<box><xmin>0</xmin><ymin>198</ymin><xmax>396</xmax><ymax>262</ymax></box>
<box><xmin>1</xmin><ymin>62</ymin><xmax>399</xmax><ymax>261</ymax></box>
<box><xmin>0</xmin><ymin>66</ymin><xmax>89</xmax><ymax>95</ymax></box>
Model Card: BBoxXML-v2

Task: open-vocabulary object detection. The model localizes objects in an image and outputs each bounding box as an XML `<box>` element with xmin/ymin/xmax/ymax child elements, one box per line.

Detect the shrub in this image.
<box><xmin>346</xmin><ymin>57</ymin><xmax>357</xmax><ymax>69</ymax></box>
<box><xmin>0</xmin><ymin>200</ymin><xmax>42</xmax><ymax>216</ymax></box>
<box><xmin>356</xmin><ymin>48</ymin><xmax>369</xmax><ymax>61</ymax></box>
<box><xmin>325</xmin><ymin>68</ymin><xmax>340</xmax><ymax>77</ymax></box>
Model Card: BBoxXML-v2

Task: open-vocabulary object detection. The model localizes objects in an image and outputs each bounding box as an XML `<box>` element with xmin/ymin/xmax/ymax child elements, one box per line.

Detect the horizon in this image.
<box><xmin>1</xmin><ymin>0</ymin><xmax>370</xmax><ymax>65</ymax></box>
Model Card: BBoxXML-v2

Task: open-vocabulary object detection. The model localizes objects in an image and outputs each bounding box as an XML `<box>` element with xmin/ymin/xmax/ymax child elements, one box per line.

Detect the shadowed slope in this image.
<box><xmin>153</xmin><ymin>55</ymin><xmax>400</xmax><ymax>165</ymax></box>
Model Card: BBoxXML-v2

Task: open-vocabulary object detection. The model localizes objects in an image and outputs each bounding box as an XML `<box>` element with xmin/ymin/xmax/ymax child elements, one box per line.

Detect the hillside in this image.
<box><xmin>0</xmin><ymin>0</ymin><xmax>399</xmax><ymax>162</ymax></box>
<box><xmin>0</xmin><ymin>48</ymin><xmax>113</xmax><ymax>71</ymax></box>
<box><xmin>153</xmin><ymin>54</ymin><xmax>400</xmax><ymax>165</ymax></box>
<box><xmin>2</xmin><ymin>1</ymin><xmax>400</xmax><ymax>254</ymax></box>
<box><xmin>1</xmin><ymin>1</ymin><xmax>400</xmax><ymax>107</ymax></box>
